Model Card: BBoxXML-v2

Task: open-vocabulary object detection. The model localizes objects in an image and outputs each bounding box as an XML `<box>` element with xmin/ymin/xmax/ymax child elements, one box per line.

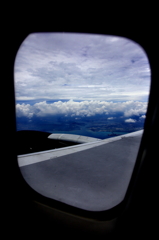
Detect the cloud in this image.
<box><xmin>16</xmin><ymin>100</ymin><xmax>147</xmax><ymax>119</ymax></box>
<box><xmin>14</xmin><ymin>33</ymin><xmax>150</xmax><ymax>102</ymax></box>
<box><xmin>125</xmin><ymin>119</ymin><xmax>136</xmax><ymax>123</ymax></box>
<box><xmin>16</xmin><ymin>103</ymin><xmax>34</xmax><ymax>118</ymax></box>
<box><xmin>140</xmin><ymin>115</ymin><xmax>146</xmax><ymax>119</ymax></box>
<box><xmin>107</xmin><ymin>117</ymin><xmax>114</xmax><ymax>120</ymax></box>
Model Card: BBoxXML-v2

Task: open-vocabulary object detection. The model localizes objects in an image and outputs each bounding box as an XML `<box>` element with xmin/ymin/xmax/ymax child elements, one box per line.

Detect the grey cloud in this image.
<box><xmin>14</xmin><ymin>33</ymin><xmax>150</xmax><ymax>102</ymax></box>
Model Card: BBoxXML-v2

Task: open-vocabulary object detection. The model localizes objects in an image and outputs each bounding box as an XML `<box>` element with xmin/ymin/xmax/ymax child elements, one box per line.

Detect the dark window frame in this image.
<box><xmin>9</xmin><ymin>30</ymin><xmax>158</xmax><ymax>224</ymax></box>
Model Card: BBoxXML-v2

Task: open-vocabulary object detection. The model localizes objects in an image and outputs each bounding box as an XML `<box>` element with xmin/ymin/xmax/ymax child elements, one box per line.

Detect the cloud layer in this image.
<box><xmin>14</xmin><ymin>33</ymin><xmax>150</xmax><ymax>102</ymax></box>
<box><xmin>16</xmin><ymin>100</ymin><xmax>147</xmax><ymax>119</ymax></box>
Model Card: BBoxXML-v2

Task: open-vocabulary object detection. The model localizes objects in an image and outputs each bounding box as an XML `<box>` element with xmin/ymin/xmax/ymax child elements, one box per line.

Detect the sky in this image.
<box><xmin>14</xmin><ymin>33</ymin><xmax>151</xmax><ymax>119</ymax></box>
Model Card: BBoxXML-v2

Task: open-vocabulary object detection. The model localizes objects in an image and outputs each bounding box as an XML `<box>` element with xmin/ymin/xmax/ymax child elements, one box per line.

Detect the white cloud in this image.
<box><xmin>140</xmin><ymin>115</ymin><xmax>146</xmax><ymax>119</ymax></box>
<box><xmin>125</xmin><ymin>119</ymin><xmax>136</xmax><ymax>123</ymax></box>
<box><xmin>107</xmin><ymin>117</ymin><xmax>114</xmax><ymax>120</ymax></box>
<box><xmin>16</xmin><ymin>103</ymin><xmax>34</xmax><ymax>118</ymax></box>
<box><xmin>16</xmin><ymin>100</ymin><xmax>147</xmax><ymax>119</ymax></box>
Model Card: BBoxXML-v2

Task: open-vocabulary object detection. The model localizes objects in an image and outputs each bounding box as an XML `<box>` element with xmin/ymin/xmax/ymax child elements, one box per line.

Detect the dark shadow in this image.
<box><xmin>16</xmin><ymin>130</ymin><xmax>79</xmax><ymax>155</ymax></box>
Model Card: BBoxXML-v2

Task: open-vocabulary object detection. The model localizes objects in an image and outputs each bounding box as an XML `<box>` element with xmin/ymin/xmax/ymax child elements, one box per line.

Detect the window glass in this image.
<box><xmin>14</xmin><ymin>33</ymin><xmax>150</xmax><ymax>211</ymax></box>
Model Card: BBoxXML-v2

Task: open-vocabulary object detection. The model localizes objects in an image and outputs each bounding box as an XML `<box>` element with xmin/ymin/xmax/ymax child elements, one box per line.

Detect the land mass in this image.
<box><xmin>16</xmin><ymin>113</ymin><xmax>145</xmax><ymax>139</ymax></box>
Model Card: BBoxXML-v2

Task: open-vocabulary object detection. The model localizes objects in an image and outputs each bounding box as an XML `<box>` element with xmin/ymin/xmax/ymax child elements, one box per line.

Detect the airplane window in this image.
<box><xmin>14</xmin><ymin>33</ymin><xmax>150</xmax><ymax>211</ymax></box>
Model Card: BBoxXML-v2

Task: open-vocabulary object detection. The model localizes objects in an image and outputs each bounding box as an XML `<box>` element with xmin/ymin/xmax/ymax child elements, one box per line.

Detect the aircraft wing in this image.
<box><xmin>18</xmin><ymin>130</ymin><xmax>143</xmax><ymax>211</ymax></box>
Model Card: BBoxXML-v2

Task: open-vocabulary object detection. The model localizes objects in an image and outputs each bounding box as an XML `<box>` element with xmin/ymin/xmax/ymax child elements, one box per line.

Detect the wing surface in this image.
<box><xmin>18</xmin><ymin>130</ymin><xmax>143</xmax><ymax>211</ymax></box>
